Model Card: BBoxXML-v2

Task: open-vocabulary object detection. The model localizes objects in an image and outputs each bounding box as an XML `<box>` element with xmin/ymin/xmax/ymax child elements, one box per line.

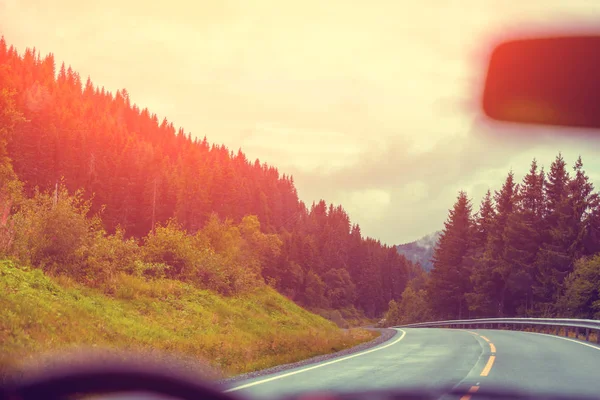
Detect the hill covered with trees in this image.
<box><xmin>385</xmin><ymin>154</ymin><xmax>600</xmax><ymax>325</ymax></box>
<box><xmin>0</xmin><ymin>38</ymin><xmax>411</xmax><ymax>318</ymax></box>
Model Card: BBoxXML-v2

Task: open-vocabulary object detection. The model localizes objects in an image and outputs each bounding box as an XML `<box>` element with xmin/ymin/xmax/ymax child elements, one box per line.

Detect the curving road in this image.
<box><xmin>223</xmin><ymin>328</ymin><xmax>600</xmax><ymax>398</ymax></box>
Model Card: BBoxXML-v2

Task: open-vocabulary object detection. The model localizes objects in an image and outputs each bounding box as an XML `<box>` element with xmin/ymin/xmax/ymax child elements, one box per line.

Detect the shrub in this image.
<box><xmin>9</xmin><ymin>184</ymin><xmax>99</xmax><ymax>274</ymax></box>
<box><xmin>559</xmin><ymin>255</ymin><xmax>600</xmax><ymax>318</ymax></box>
<box><xmin>142</xmin><ymin>220</ymin><xmax>200</xmax><ymax>279</ymax></box>
<box><xmin>142</xmin><ymin>220</ymin><xmax>235</xmax><ymax>294</ymax></box>
<box><xmin>75</xmin><ymin>227</ymin><xmax>140</xmax><ymax>290</ymax></box>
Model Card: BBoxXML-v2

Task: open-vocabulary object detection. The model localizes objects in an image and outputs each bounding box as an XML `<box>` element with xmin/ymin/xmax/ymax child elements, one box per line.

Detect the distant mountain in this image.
<box><xmin>396</xmin><ymin>231</ymin><xmax>442</xmax><ymax>271</ymax></box>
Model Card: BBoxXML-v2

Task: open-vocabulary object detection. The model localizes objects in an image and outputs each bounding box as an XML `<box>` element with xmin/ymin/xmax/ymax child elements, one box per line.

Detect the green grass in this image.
<box><xmin>0</xmin><ymin>260</ymin><xmax>377</xmax><ymax>379</ymax></box>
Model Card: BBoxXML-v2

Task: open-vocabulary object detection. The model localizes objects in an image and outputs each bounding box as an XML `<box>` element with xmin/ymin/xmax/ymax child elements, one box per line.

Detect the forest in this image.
<box><xmin>0</xmin><ymin>38</ymin><xmax>414</xmax><ymax>319</ymax></box>
<box><xmin>386</xmin><ymin>153</ymin><xmax>600</xmax><ymax>325</ymax></box>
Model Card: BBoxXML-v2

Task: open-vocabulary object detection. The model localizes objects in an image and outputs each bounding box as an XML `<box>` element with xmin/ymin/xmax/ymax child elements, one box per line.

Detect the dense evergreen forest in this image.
<box><xmin>387</xmin><ymin>154</ymin><xmax>600</xmax><ymax>325</ymax></box>
<box><xmin>0</xmin><ymin>39</ymin><xmax>413</xmax><ymax>318</ymax></box>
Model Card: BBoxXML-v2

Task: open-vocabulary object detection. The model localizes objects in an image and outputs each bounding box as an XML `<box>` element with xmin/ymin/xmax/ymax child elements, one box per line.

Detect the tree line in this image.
<box><xmin>0</xmin><ymin>38</ymin><xmax>412</xmax><ymax>317</ymax></box>
<box><xmin>386</xmin><ymin>153</ymin><xmax>600</xmax><ymax>325</ymax></box>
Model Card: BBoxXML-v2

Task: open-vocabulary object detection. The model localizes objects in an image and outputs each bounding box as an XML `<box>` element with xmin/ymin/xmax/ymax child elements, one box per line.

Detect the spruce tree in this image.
<box><xmin>428</xmin><ymin>191</ymin><xmax>473</xmax><ymax>319</ymax></box>
<box><xmin>501</xmin><ymin>159</ymin><xmax>544</xmax><ymax>315</ymax></box>
<box><xmin>465</xmin><ymin>190</ymin><xmax>498</xmax><ymax>316</ymax></box>
<box><xmin>533</xmin><ymin>153</ymin><xmax>571</xmax><ymax>315</ymax></box>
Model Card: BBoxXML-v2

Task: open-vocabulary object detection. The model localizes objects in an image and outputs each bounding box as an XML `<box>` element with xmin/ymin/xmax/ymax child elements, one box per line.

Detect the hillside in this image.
<box><xmin>385</xmin><ymin>155</ymin><xmax>600</xmax><ymax>325</ymax></box>
<box><xmin>396</xmin><ymin>231</ymin><xmax>441</xmax><ymax>271</ymax></box>
<box><xmin>0</xmin><ymin>38</ymin><xmax>412</xmax><ymax>317</ymax></box>
<box><xmin>0</xmin><ymin>259</ymin><xmax>375</xmax><ymax>378</ymax></box>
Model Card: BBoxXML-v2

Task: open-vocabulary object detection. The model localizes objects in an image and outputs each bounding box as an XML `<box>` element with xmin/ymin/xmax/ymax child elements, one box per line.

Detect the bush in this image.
<box><xmin>384</xmin><ymin>286</ymin><xmax>431</xmax><ymax>326</ymax></box>
<box><xmin>76</xmin><ymin>227</ymin><xmax>140</xmax><ymax>290</ymax></box>
<box><xmin>6</xmin><ymin>184</ymin><xmax>144</xmax><ymax>292</ymax></box>
<box><xmin>142</xmin><ymin>219</ymin><xmax>254</xmax><ymax>295</ymax></box>
<box><xmin>559</xmin><ymin>255</ymin><xmax>600</xmax><ymax>318</ymax></box>
<box><xmin>142</xmin><ymin>220</ymin><xmax>203</xmax><ymax>280</ymax></box>
<box><xmin>5</xmin><ymin>188</ymin><xmax>275</xmax><ymax>297</ymax></box>
<box><xmin>9</xmin><ymin>184</ymin><xmax>99</xmax><ymax>274</ymax></box>
<box><xmin>196</xmin><ymin>214</ymin><xmax>276</xmax><ymax>294</ymax></box>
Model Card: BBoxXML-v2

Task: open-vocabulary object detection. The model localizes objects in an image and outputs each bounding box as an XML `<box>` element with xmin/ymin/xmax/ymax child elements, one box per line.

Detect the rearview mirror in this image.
<box><xmin>483</xmin><ymin>35</ymin><xmax>600</xmax><ymax>129</ymax></box>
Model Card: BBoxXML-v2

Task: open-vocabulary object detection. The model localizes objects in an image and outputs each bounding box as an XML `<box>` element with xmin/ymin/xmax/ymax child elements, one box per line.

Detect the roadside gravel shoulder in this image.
<box><xmin>218</xmin><ymin>328</ymin><xmax>398</xmax><ymax>385</ymax></box>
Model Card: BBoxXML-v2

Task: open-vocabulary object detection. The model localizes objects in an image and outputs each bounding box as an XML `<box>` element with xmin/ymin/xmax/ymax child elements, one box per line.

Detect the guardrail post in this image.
<box><xmin>597</xmin><ymin>330</ymin><xmax>600</xmax><ymax>343</ymax></box>
<box><xmin>565</xmin><ymin>327</ymin><xmax>570</xmax><ymax>337</ymax></box>
<box><xmin>586</xmin><ymin>328</ymin><xmax>590</xmax><ymax>341</ymax></box>
<box><xmin>555</xmin><ymin>326</ymin><xmax>559</xmax><ymax>335</ymax></box>
<box><xmin>575</xmin><ymin>327</ymin><xmax>580</xmax><ymax>339</ymax></box>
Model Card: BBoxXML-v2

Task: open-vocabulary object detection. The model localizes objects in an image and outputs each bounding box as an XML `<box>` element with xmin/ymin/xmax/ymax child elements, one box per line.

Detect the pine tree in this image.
<box><xmin>533</xmin><ymin>153</ymin><xmax>571</xmax><ymax>315</ymax></box>
<box><xmin>483</xmin><ymin>172</ymin><xmax>518</xmax><ymax>316</ymax></box>
<box><xmin>465</xmin><ymin>189</ymin><xmax>499</xmax><ymax>317</ymax></box>
<box><xmin>473</xmin><ymin>190</ymin><xmax>496</xmax><ymax>250</ymax></box>
<box><xmin>501</xmin><ymin>160</ymin><xmax>545</xmax><ymax>315</ymax></box>
<box><xmin>567</xmin><ymin>156</ymin><xmax>595</xmax><ymax>260</ymax></box>
<box><xmin>428</xmin><ymin>191</ymin><xmax>473</xmax><ymax>319</ymax></box>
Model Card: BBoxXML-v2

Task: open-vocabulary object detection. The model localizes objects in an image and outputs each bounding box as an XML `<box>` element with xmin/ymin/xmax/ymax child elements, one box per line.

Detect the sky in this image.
<box><xmin>2</xmin><ymin>0</ymin><xmax>600</xmax><ymax>244</ymax></box>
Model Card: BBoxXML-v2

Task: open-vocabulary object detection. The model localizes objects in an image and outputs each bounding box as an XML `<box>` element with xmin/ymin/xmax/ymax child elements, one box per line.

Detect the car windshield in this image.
<box><xmin>2</xmin><ymin>1</ymin><xmax>600</xmax><ymax>399</ymax></box>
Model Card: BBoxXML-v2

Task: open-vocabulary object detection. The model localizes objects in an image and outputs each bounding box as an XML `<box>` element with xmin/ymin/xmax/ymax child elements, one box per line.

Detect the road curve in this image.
<box><xmin>223</xmin><ymin>328</ymin><xmax>600</xmax><ymax>398</ymax></box>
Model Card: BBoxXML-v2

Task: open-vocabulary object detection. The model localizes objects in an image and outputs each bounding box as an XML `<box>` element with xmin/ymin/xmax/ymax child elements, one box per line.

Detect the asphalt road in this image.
<box><xmin>223</xmin><ymin>328</ymin><xmax>600</xmax><ymax>399</ymax></box>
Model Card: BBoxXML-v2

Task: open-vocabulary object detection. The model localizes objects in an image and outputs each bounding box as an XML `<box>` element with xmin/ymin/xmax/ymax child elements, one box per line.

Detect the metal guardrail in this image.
<box><xmin>395</xmin><ymin>317</ymin><xmax>600</xmax><ymax>343</ymax></box>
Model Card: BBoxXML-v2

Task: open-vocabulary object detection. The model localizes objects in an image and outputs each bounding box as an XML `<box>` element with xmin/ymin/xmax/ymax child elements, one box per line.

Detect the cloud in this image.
<box><xmin>3</xmin><ymin>0</ymin><xmax>600</xmax><ymax>244</ymax></box>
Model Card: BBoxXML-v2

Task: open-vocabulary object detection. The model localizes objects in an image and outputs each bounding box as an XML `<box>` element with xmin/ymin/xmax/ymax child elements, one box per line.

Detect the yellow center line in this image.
<box><xmin>480</xmin><ymin>355</ymin><xmax>496</xmax><ymax>376</ymax></box>
<box><xmin>460</xmin><ymin>385</ymin><xmax>480</xmax><ymax>400</ymax></box>
<box><xmin>464</xmin><ymin>330</ymin><xmax>497</xmax><ymax>377</ymax></box>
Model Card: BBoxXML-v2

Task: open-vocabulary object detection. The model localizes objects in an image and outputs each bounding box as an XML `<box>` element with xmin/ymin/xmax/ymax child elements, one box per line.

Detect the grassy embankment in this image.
<box><xmin>0</xmin><ymin>259</ymin><xmax>377</xmax><ymax>380</ymax></box>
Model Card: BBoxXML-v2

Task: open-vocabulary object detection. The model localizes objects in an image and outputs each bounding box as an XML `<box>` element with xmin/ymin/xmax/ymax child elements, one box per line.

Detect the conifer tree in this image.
<box><xmin>429</xmin><ymin>191</ymin><xmax>473</xmax><ymax>319</ymax></box>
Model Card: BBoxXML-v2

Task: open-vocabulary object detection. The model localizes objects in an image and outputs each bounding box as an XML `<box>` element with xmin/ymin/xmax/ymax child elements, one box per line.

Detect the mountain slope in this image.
<box><xmin>396</xmin><ymin>231</ymin><xmax>441</xmax><ymax>271</ymax></box>
<box><xmin>0</xmin><ymin>38</ymin><xmax>412</xmax><ymax>317</ymax></box>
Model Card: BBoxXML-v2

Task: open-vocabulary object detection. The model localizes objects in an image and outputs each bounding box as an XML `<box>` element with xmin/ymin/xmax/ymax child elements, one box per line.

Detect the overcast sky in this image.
<box><xmin>2</xmin><ymin>0</ymin><xmax>600</xmax><ymax>244</ymax></box>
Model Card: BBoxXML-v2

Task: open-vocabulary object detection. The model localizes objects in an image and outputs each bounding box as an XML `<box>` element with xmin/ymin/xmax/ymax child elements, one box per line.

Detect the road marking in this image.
<box><xmin>223</xmin><ymin>329</ymin><xmax>407</xmax><ymax>393</ymax></box>
<box><xmin>460</xmin><ymin>385</ymin><xmax>480</xmax><ymax>400</ymax></box>
<box><xmin>460</xmin><ymin>330</ymin><xmax>497</xmax><ymax>376</ymax></box>
<box><xmin>480</xmin><ymin>355</ymin><xmax>495</xmax><ymax>376</ymax></box>
<box><xmin>522</xmin><ymin>331</ymin><xmax>600</xmax><ymax>351</ymax></box>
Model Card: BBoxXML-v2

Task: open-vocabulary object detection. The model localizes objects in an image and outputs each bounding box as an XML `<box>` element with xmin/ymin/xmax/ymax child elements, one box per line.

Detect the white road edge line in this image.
<box><xmin>521</xmin><ymin>330</ymin><xmax>600</xmax><ymax>351</ymax></box>
<box><xmin>223</xmin><ymin>328</ymin><xmax>407</xmax><ymax>393</ymax></box>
